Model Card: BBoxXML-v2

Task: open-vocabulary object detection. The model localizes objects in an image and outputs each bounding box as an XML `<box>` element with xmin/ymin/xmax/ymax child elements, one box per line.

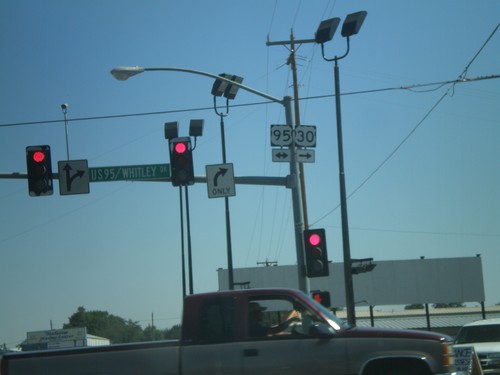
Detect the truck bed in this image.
<box><xmin>1</xmin><ymin>340</ymin><xmax>179</xmax><ymax>375</ymax></box>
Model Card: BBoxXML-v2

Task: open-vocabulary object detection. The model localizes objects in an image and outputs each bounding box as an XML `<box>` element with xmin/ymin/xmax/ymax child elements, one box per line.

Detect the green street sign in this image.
<box><xmin>89</xmin><ymin>163</ymin><xmax>170</xmax><ymax>182</ymax></box>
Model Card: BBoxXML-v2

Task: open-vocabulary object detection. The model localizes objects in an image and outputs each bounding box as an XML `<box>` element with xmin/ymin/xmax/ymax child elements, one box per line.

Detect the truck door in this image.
<box><xmin>241</xmin><ymin>297</ymin><xmax>347</xmax><ymax>375</ymax></box>
<box><xmin>181</xmin><ymin>296</ymin><xmax>243</xmax><ymax>375</ymax></box>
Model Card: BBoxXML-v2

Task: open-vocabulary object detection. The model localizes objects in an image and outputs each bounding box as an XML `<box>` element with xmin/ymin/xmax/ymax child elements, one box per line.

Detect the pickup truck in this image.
<box><xmin>1</xmin><ymin>288</ymin><xmax>456</xmax><ymax>375</ymax></box>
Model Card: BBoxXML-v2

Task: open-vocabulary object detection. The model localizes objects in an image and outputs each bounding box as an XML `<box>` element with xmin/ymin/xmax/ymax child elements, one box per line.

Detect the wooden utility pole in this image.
<box><xmin>267</xmin><ymin>29</ymin><xmax>314</xmax><ymax>229</ymax></box>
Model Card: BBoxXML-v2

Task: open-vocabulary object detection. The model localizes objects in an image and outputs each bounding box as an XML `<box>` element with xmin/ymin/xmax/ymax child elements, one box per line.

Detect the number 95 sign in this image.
<box><xmin>270</xmin><ymin>125</ymin><xmax>316</xmax><ymax>147</ymax></box>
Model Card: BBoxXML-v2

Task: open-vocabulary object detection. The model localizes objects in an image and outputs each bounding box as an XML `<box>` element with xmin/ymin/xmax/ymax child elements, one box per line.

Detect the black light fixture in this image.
<box><xmin>341</xmin><ymin>11</ymin><xmax>367</xmax><ymax>37</ymax></box>
<box><xmin>189</xmin><ymin>119</ymin><xmax>204</xmax><ymax>137</ymax></box>
<box><xmin>164</xmin><ymin>121</ymin><xmax>179</xmax><ymax>140</ymax></box>
<box><xmin>211</xmin><ymin>73</ymin><xmax>244</xmax><ymax>100</ymax></box>
<box><xmin>211</xmin><ymin>73</ymin><xmax>230</xmax><ymax>96</ymax></box>
<box><xmin>315</xmin><ymin>17</ymin><xmax>341</xmax><ymax>44</ymax></box>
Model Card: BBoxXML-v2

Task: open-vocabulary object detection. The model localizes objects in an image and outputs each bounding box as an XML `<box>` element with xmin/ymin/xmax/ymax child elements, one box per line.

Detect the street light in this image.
<box><xmin>211</xmin><ymin>72</ymin><xmax>245</xmax><ymax>290</ymax></box>
<box><xmin>315</xmin><ymin>10</ymin><xmax>367</xmax><ymax>326</ymax></box>
<box><xmin>110</xmin><ymin>65</ymin><xmax>308</xmax><ymax>293</ymax></box>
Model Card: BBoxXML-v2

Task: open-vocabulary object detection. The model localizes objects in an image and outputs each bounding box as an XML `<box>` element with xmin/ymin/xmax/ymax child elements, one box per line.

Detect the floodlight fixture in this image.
<box><xmin>224</xmin><ymin>74</ymin><xmax>243</xmax><ymax>100</ymax></box>
<box><xmin>211</xmin><ymin>73</ymin><xmax>244</xmax><ymax>100</ymax></box>
<box><xmin>189</xmin><ymin>119</ymin><xmax>204</xmax><ymax>137</ymax></box>
<box><xmin>211</xmin><ymin>73</ymin><xmax>231</xmax><ymax>96</ymax></box>
<box><xmin>341</xmin><ymin>11</ymin><xmax>367</xmax><ymax>37</ymax></box>
<box><xmin>315</xmin><ymin>17</ymin><xmax>341</xmax><ymax>44</ymax></box>
<box><xmin>164</xmin><ymin>121</ymin><xmax>179</xmax><ymax>140</ymax></box>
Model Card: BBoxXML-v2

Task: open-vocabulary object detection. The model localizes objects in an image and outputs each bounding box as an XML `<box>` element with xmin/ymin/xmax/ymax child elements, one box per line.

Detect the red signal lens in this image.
<box><xmin>313</xmin><ymin>293</ymin><xmax>322</xmax><ymax>304</ymax></box>
<box><xmin>33</xmin><ymin>151</ymin><xmax>45</xmax><ymax>163</ymax></box>
<box><xmin>174</xmin><ymin>142</ymin><xmax>187</xmax><ymax>154</ymax></box>
<box><xmin>308</xmin><ymin>233</ymin><xmax>321</xmax><ymax>246</ymax></box>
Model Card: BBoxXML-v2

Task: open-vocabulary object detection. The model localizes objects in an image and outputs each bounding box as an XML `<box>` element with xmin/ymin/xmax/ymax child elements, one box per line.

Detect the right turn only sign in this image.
<box><xmin>206</xmin><ymin>163</ymin><xmax>236</xmax><ymax>199</ymax></box>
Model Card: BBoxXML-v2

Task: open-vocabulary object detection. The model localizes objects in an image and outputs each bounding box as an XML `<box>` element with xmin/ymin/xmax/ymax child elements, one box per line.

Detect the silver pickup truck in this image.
<box><xmin>1</xmin><ymin>288</ymin><xmax>456</xmax><ymax>375</ymax></box>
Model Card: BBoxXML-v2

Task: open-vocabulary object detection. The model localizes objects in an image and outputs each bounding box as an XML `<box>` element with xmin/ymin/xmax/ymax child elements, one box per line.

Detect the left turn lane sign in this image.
<box><xmin>58</xmin><ymin>160</ymin><xmax>90</xmax><ymax>195</ymax></box>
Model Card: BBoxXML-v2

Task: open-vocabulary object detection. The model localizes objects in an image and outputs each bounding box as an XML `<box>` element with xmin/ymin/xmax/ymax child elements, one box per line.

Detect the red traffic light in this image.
<box><xmin>26</xmin><ymin>145</ymin><xmax>53</xmax><ymax>197</ymax></box>
<box><xmin>307</xmin><ymin>233</ymin><xmax>321</xmax><ymax>246</ymax></box>
<box><xmin>174</xmin><ymin>142</ymin><xmax>187</xmax><ymax>154</ymax></box>
<box><xmin>32</xmin><ymin>151</ymin><xmax>46</xmax><ymax>163</ymax></box>
<box><xmin>311</xmin><ymin>291</ymin><xmax>331</xmax><ymax>308</ymax></box>
<box><xmin>169</xmin><ymin>137</ymin><xmax>194</xmax><ymax>186</ymax></box>
<box><xmin>303</xmin><ymin>228</ymin><xmax>329</xmax><ymax>278</ymax></box>
<box><xmin>313</xmin><ymin>293</ymin><xmax>322</xmax><ymax>304</ymax></box>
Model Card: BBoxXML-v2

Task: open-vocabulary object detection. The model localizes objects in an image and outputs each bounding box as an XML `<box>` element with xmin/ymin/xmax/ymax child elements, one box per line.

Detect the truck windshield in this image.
<box><xmin>302</xmin><ymin>294</ymin><xmax>350</xmax><ymax>330</ymax></box>
<box><xmin>455</xmin><ymin>325</ymin><xmax>500</xmax><ymax>344</ymax></box>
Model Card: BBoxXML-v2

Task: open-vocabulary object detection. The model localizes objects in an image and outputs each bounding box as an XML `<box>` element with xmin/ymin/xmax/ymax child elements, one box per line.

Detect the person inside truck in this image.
<box><xmin>248</xmin><ymin>301</ymin><xmax>301</xmax><ymax>337</ymax></box>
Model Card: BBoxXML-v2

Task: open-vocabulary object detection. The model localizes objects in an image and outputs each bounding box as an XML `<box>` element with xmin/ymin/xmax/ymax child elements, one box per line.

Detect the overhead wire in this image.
<box><xmin>1</xmin><ymin>75</ymin><xmax>498</xmax><ymax>129</ymax></box>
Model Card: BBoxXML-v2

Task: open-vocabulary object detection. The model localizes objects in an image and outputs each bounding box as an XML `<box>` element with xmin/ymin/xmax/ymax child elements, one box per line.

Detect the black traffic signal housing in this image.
<box><xmin>311</xmin><ymin>290</ymin><xmax>331</xmax><ymax>308</ymax></box>
<box><xmin>169</xmin><ymin>137</ymin><xmax>194</xmax><ymax>186</ymax></box>
<box><xmin>303</xmin><ymin>228</ymin><xmax>329</xmax><ymax>278</ymax></box>
<box><xmin>26</xmin><ymin>145</ymin><xmax>53</xmax><ymax>196</ymax></box>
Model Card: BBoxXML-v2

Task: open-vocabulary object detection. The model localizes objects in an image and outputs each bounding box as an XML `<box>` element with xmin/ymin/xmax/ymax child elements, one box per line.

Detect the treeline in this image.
<box><xmin>64</xmin><ymin>306</ymin><xmax>181</xmax><ymax>344</ymax></box>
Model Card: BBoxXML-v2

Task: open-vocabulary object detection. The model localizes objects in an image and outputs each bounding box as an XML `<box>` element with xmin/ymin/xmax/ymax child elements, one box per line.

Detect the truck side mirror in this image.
<box><xmin>309</xmin><ymin>322</ymin><xmax>335</xmax><ymax>338</ymax></box>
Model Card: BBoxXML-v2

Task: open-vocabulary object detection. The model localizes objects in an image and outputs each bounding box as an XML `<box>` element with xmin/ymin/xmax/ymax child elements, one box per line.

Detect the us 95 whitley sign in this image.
<box><xmin>89</xmin><ymin>163</ymin><xmax>170</xmax><ymax>182</ymax></box>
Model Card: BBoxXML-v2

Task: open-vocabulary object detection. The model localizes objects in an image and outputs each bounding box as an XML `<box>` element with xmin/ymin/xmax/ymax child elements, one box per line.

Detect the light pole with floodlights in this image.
<box><xmin>315</xmin><ymin>11</ymin><xmax>367</xmax><ymax>326</ymax></box>
<box><xmin>110</xmin><ymin>66</ymin><xmax>308</xmax><ymax>293</ymax></box>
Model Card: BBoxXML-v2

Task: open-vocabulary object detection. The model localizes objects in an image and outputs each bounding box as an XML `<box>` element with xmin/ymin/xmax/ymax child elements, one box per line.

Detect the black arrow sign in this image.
<box><xmin>63</xmin><ymin>163</ymin><xmax>86</xmax><ymax>192</ymax></box>
<box><xmin>275</xmin><ymin>151</ymin><xmax>289</xmax><ymax>159</ymax></box>
<box><xmin>213</xmin><ymin>167</ymin><xmax>228</xmax><ymax>187</ymax></box>
<box><xmin>298</xmin><ymin>151</ymin><xmax>313</xmax><ymax>160</ymax></box>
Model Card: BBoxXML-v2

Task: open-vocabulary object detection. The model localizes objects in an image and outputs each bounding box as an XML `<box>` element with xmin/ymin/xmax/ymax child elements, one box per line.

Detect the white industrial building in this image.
<box><xmin>21</xmin><ymin>327</ymin><xmax>109</xmax><ymax>351</ymax></box>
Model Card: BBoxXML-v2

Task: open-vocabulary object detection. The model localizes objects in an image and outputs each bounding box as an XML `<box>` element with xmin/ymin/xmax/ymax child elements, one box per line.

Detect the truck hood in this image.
<box><xmin>337</xmin><ymin>326</ymin><xmax>450</xmax><ymax>342</ymax></box>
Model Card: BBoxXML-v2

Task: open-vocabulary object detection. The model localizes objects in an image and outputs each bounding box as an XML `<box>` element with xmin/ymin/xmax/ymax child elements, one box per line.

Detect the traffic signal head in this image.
<box><xmin>26</xmin><ymin>145</ymin><xmax>53</xmax><ymax>196</ymax></box>
<box><xmin>169</xmin><ymin>137</ymin><xmax>194</xmax><ymax>187</ymax></box>
<box><xmin>311</xmin><ymin>291</ymin><xmax>331</xmax><ymax>308</ymax></box>
<box><xmin>304</xmin><ymin>228</ymin><xmax>329</xmax><ymax>278</ymax></box>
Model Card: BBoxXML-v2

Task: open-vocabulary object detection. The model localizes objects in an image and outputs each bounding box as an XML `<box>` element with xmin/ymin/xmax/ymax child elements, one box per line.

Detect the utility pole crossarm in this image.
<box><xmin>266</xmin><ymin>38</ymin><xmax>316</xmax><ymax>47</ymax></box>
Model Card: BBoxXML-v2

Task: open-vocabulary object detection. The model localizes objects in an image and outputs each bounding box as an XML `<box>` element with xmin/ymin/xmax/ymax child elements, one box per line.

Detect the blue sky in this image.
<box><xmin>1</xmin><ymin>1</ymin><xmax>499</xmax><ymax>347</ymax></box>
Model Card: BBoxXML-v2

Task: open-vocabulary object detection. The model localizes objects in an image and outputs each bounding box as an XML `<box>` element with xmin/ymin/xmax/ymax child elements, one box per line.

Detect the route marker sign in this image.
<box><xmin>270</xmin><ymin>125</ymin><xmax>293</xmax><ymax>147</ymax></box>
<box><xmin>206</xmin><ymin>163</ymin><xmax>235</xmax><ymax>199</ymax></box>
<box><xmin>270</xmin><ymin>124</ymin><xmax>317</xmax><ymax>147</ymax></box>
<box><xmin>295</xmin><ymin>126</ymin><xmax>316</xmax><ymax>147</ymax></box>
<box><xmin>89</xmin><ymin>163</ymin><xmax>170</xmax><ymax>182</ymax></box>
<box><xmin>58</xmin><ymin>160</ymin><xmax>90</xmax><ymax>195</ymax></box>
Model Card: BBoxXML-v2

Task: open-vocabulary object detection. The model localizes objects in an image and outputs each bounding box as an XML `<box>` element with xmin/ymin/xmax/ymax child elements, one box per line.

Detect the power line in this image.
<box><xmin>1</xmin><ymin>75</ymin><xmax>498</xmax><ymax>129</ymax></box>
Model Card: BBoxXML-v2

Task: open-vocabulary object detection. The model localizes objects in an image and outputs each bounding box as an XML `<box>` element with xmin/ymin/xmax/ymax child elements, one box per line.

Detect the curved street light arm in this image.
<box><xmin>111</xmin><ymin>66</ymin><xmax>283</xmax><ymax>105</ymax></box>
<box><xmin>320</xmin><ymin>36</ymin><xmax>351</xmax><ymax>63</ymax></box>
<box><xmin>213</xmin><ymin>96</ymin><xmax>229</xmax><ymax>118</ymax></box>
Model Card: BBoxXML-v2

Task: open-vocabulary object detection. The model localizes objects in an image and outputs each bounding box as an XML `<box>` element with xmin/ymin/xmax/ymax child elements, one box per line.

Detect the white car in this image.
<box><xmin>455</xmin><ymin>318</ymin><xmax>500</xmax><ymax>374</ymax></box>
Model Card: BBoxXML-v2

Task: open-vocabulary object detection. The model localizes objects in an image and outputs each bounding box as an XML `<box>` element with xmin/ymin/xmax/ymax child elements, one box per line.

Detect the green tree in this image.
<box><xmin>64</xmin><ymin>306</ymin><xmax>142</xmax><ymax>344</ymax></box>
<box><xmin>143</xmin><ymin>325</ymin><xmax>165</xmax><ymax>341</ymax></box>
<box><xmin>164</xmin><ymin>324</ymin><xmax>181</xmax><ymax>339</ymax></box>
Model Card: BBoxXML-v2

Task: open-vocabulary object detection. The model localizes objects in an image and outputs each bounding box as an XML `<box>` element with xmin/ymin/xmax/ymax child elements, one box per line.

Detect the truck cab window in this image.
<box><xmin>199</xmin><ymin>297</ymin><xmax>235</xmax><ymax>343</ymax></box>
<box><xmin>247</xmin><ymin>297</ymin><xmax>320</xmax><ymax>338</ymax></box>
